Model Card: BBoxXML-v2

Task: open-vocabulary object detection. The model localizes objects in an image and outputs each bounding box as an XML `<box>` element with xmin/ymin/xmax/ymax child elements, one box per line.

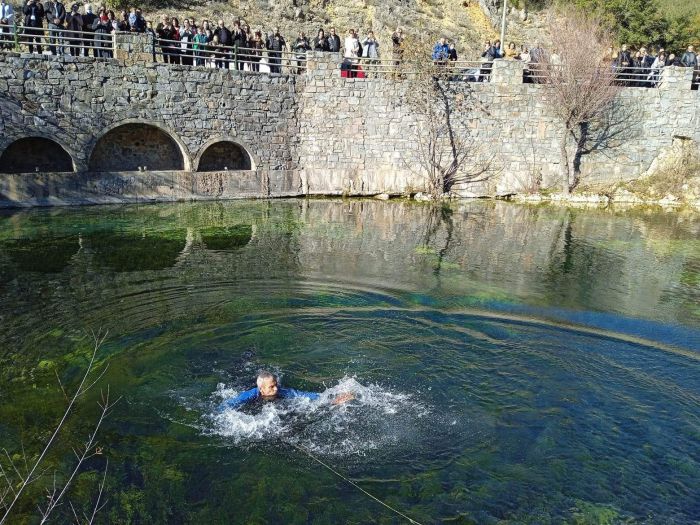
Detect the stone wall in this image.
<box><xmin>300</xmin><ymin>55</ymin><xmax>699</xmax><ymax>197</ymax></box>
<box><xmin>0</xmin><ymin>36</ymin><xmax>698</xmax><ymax>207</ymax></box>
<box><xmin>0</xmin><ymin>44</ymin><xmax>302</xmax><ymax>205</ymax></box>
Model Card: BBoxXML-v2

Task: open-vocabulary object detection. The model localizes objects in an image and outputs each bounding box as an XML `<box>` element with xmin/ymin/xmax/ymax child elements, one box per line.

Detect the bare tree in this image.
<box><xmin>0</xmin><ymin>331</ymin><xmax>119</xmax><ymax>525</ymax></box>
<box><xmin>537</xmin><ymin>8</ymin><xmax>621</xmax><ymax>194</ymax></box>
<box><xmin>399</xmin><ymin>39</ymin><xmax>494</xmax><ymax>199</ymax></box>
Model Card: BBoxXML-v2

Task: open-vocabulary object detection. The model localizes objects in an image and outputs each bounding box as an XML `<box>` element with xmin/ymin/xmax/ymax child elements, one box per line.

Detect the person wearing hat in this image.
<box><xmin>92</xmin><ymin>11</ymin><xmax>111</xmax><ymax>58</ymax></box>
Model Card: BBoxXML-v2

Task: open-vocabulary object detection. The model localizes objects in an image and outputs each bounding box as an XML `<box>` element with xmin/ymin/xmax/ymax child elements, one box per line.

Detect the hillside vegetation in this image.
<box><xmin>517</xmin><ymin>0</ymin><xmax>700</xmax><ymax>51</ymax></box>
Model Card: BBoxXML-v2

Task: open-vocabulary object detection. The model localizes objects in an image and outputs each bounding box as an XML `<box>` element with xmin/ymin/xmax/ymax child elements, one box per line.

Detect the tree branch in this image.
<box><xmin>0</xmin><ymin>330</ymin><xmax>109</xmax><ymax>525</ymax></box>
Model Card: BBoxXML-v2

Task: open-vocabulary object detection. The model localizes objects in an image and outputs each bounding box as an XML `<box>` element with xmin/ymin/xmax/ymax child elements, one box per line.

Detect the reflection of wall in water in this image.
<box><xmin>293</xmin><ymin>200</ymin><xmax>699</xmax><ymax>323</ymax></box>
<box><xmin>0</xmin><ymin>202</ymin><xmax>697</xmax><ymax>334</ymax></box>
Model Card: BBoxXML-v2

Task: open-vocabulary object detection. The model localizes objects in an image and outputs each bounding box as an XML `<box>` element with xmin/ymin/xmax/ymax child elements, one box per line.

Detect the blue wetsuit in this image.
<box><xmin>220</xmin><ymin>387</ymin><xmax>320</xmax><ymax>410</ymax></box>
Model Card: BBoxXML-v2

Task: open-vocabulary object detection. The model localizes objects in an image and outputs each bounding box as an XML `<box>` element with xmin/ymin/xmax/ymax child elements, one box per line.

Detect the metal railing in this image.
<box><xmin>0</xmin><ymin>25</ymin><xmax>115</xmax><ymax>58</ymax></box>
<box><xmin>523</xmin><ymin>63</ymin><xmax>668</xmax><ymax>88</ymax></box>
<box><xmin>337</xmin><ymin>56</ymin><xmax>492</xmax><ymax>82</ymax></box>
<box><xmin>153</xmin><ymin>37</ymin><xmax>306</xmax><ymax>75</ymax></box>
<box><xmin>1</xmin><ymin>28</ymin><xmax>697</xmax><ymax>91</ymax></box>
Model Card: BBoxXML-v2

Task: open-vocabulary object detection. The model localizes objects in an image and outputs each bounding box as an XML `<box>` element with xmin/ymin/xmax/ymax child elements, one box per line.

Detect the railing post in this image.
<box><xmin>113</xmin><ymin>32</ymin><xmax>153</xmax><ymax>65</ymax></box>
<box><xmin>490</xmin><ymin>59</ymin><xmax>524</xmax><ymax>85</ymax></box>
<box><xmin>659</xmin><ymin>65</ymin><xmax>693</xmax><ymax>92</ymax></box>
<box><xmin>304</xmin><ymin>51</ymin><xmax>337</xmax><ymax>81</ymax></box>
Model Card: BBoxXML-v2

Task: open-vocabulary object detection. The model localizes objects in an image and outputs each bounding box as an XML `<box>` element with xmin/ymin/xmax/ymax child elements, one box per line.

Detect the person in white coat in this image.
<box><xmin>343</xmin><ymin>28</ymin><xmax>360</xmax><ymax>77</ymax></box>
<box><xmin>0</xmin><ymin>0</ymin><xmax>15</xmax><ymax>49</ymax></box>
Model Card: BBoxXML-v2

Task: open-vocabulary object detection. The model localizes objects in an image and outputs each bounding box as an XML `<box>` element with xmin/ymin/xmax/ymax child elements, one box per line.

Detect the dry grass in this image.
<box><xmin>626</xmin><ymin>159</ymin><xmax>700</xmax><ymax>200</ymax></box>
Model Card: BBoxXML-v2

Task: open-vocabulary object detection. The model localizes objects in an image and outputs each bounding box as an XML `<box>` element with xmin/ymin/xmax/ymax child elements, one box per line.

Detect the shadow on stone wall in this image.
<box><xmin>0</xmin><ymin>138</ymin><xmax>75</xmax><ymax>174</ymax></box>
<box><xmin>88</xmin><ymin>124</ymin><xmax>185</xmax><ymax>172</ymax></box>
<box><xmin>197</xmin><ymin>141</ymin><xmax>253</xmax><ymax>171</ymax></box>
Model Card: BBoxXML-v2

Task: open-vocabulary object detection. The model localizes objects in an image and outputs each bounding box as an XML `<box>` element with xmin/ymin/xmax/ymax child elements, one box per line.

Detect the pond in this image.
<box><xmin>0</xmin><ymin>200</ymin><xmax>698</xmax><ymax>524</ymax></box>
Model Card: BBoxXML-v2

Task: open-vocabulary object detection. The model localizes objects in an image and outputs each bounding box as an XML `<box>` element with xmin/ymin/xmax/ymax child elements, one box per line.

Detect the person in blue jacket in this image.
<box><xmin>432</xmin><ymin>37</ymin><xmax>450</xmax><ymax>66</ymax></box>
<box><xmin>220</xmin><ymin>370</ymin><xmax>354</xmax><ymax>410</ymax></box>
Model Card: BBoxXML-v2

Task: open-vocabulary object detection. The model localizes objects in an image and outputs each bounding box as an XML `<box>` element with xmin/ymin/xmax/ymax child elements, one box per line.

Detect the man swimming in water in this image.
<box><xmin>220</xmin><ymin>371</ymin><xmax>354</xmax><ymax>410</ymax></box>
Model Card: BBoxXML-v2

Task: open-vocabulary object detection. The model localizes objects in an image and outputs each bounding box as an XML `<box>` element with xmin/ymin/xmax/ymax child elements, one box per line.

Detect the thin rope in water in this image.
<box><xmin>289</xmin><ymin>442</ymin><xmax>424</xmax><ymax>525</ymax></box>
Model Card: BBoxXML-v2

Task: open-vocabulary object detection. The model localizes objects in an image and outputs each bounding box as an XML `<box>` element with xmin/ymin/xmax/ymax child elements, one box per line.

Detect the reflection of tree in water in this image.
<box><xmin>425</xmin><ymin>204</ymin><xmax>454</xmax><ymax>277</ymax></box>
<box><xmin>86</xmin><ymin>230</ymin><xmax>187</xmax><ymax>272</ymax></box>
<box><xmin>419</xmin><ymin>204</ymin><xmax>457</xmax><ymax>277</ymax></box>
<box><xmin>1</xmin><ymin>236</ymin><xmax>80</xmax><ymax>274</ymax></box>
<box><xmin>543</xmin><ymin>210</ymin><xmax>601</xmax><ymax>306</ymax></box>
<box><xmin>542</xmin><ymin>208</ymin><xmax>700</xmax><ymax>315</ymax></box>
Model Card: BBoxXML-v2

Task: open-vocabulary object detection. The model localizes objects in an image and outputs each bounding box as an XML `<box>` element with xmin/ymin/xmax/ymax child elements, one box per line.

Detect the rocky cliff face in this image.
<box><xmin>149</xmin><ymin>0</ymin><xmax>497</xmax><ymax>59</ymax></box>
<box><xmin>478</xmin><ymin>0</ymin><xmax>552</xmax><ymax>47</ymax></box>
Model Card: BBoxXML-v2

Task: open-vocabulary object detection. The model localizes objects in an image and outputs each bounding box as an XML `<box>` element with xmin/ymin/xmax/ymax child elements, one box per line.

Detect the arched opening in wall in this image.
<box><xmin>88</xmin><ymin>124</ymin><xmax>185</xmax><ymax>171</ymax></box>
<box><xmin>197</xmin><ymin>141</ymin><xmax>253</xmax><ymax>171</ymax></box>
<box><xmin>0</xmin><ymin>138</ymin><xmax>74</xmax><ymax>173</ymax></box>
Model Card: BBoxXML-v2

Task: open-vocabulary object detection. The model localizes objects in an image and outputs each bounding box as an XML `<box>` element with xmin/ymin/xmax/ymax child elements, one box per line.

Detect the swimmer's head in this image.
<box><xmin>256</xmin><ymin>371</ymin><xmax>279</xmax><ymax>399</ymax></box>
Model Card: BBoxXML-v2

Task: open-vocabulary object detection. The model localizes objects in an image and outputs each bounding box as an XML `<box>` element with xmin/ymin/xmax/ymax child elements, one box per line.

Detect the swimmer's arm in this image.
<box><xmin>220</xmin><ymin>387</ymin><xmax>259</xmax><ymax>411</ymax></box>
<box><xmin>280</xmin><ymin>388</ymin><xmax>354</xmax><ymax>404</ymax></box>
<box><xmin>331</xmin><ymin>392</ymin><xmax>354</xmax><ymax>405</ymax></box>
<box><xmin>279</xmin><ymin>388</ymin><xmax>321</xmax><ymax>401</ymax></box>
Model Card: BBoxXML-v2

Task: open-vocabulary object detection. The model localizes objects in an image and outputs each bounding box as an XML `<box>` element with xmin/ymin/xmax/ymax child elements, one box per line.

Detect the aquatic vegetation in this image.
<box><xmin>0</xmin><ymin>200</ymin><xmax>698</xmax><ymax>523</ymax></box>
<box><xmin>0</xmin><ymin>333</ymin><xmax>117</xmax><ymax>525</ymax></box>
<box><xmin>200</xmin><ymin>224</ymin><xmax>253</xmax><ymax>251</ymax></box>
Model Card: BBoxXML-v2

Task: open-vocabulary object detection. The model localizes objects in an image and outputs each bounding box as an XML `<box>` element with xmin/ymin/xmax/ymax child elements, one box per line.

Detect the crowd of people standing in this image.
<box><xmin>0</xmin><ymin>0</ymin><xmax>698</xmax><ymax>86</ymax></box>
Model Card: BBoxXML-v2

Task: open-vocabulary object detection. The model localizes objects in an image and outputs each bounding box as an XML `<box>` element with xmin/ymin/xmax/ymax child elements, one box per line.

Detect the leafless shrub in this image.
<box><xmin>0</xmin><ymin>331</ymin><xmax>119</xmax><ymax>525</ymax></box>
<box><xmin>538</xmin><ymin>8</ymin><xmax>621</xmax><ymax>193</ymax></box>
<box><xmin>399</xmin><ymin>38</ymin><xmax>495</xmax><ymax>199</ymax></box>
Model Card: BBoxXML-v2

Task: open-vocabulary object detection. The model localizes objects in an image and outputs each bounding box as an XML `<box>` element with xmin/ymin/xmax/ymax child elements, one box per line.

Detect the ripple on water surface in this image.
<box><xmin>0</xmin><ymin>201</ymin><xmax>699</xmax><ymax>523</ymax></box>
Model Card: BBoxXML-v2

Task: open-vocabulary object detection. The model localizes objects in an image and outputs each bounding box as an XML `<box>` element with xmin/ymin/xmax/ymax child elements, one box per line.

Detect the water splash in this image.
<box><xmin>209</xmin><ymin>377</ymin><xmax>431</xmax><ymax>457</ymax></box>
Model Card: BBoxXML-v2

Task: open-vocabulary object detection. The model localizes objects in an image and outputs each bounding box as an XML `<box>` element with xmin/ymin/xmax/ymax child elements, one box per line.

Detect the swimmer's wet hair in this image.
<box><xmin>256</xmin><ymin>370</ymin><xmax>276</xmax><ymax>386</ymax></box>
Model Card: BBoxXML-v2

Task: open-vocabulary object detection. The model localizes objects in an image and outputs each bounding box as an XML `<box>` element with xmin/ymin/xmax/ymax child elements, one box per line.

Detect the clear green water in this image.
<box><xmin>0</xmin><ymin>200</ymin><xmax>698</xmax><ymax>524</ymax></box>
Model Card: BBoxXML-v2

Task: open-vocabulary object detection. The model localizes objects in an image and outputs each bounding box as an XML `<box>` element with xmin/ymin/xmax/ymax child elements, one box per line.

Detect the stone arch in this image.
<box><xmin>0</xmin><ymin>137</ymin><xmax>75</xmax><ymax>173</ymax></box>
<box><xmin>88</xmin><ymin>121</ymin><xmax>189</xmax><ymax>172</ymax></box>
<box><xmin>195</xmin><ymin>138</ymin><xmax>256</xmax><ymax>172</ymax></box>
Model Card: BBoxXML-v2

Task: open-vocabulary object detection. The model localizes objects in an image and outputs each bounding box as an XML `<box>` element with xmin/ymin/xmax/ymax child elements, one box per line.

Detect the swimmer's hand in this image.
<box><xmin>332</xmin><ymin>392</ymin><xmax>355</xmax><ymax>405</ymax></box>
